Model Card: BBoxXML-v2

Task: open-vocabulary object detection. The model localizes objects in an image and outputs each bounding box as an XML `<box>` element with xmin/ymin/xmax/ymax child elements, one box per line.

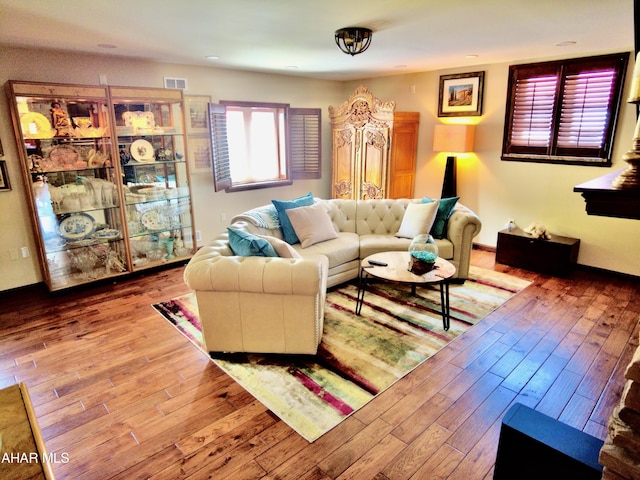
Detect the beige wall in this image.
<box><xmin>348</xmin><ymin>54</ymin><xmax>640</xmax><ymax>277</ymax></box>
<box><xmin>1</xmin><ymin>46</ymin><xmax>639</xmax><ymax>292</ymax></box>
<box><xmin>0</xmin><ymin>46</ymin><xmax>342</xmax><ymax>291</ymax></box>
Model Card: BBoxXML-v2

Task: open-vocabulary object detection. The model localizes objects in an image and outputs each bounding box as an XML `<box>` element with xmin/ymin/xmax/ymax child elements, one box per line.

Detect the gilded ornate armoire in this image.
<box><xmin>329</xmin><ymin>85</ymin><xmax>419</xmax><ymax>199</ymax></box>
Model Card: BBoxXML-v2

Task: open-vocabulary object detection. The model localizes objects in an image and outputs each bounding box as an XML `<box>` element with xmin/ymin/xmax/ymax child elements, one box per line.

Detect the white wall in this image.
<box><xmin>1</xmin><ymin>46</ymin><xmax>639</xmax><ymax>292</ymax></box>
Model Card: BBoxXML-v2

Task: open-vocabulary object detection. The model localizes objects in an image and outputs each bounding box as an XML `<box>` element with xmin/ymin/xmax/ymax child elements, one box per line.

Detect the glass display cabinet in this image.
<box><xmin>6</xmin><ymin>81</ymin><xmax>196</xmax><ymax>291</ymax></box>
<box><xmin>109</xmin><ymin>86</ymin><xmax>195</xmax><ymax>272</ymax></box>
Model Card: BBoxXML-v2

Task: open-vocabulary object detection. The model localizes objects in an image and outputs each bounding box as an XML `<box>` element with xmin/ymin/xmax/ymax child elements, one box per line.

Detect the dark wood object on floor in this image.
<box><xmin>493</xmin><ymin>402</ymin><xmax>603</xmax><ymax>480</ymax></box>
<box><xmin>496</xmin><ymin>227</ymin><xmax>580</xmax><ymax>277</ymax></box>
<box><xmin>0</xmin><ymin>250</ymin><xmax>638</xmax><ymax>479</ymax></box>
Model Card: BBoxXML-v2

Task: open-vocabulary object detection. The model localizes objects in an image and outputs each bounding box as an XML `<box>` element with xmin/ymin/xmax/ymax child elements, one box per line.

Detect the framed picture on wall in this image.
<box><xmin>0</xmin><ymin>160</ymin><xmax>11</xmax><ymax>191</ymax></box>
<box><xmin>438</xmin><ymin>71</ymin><xmax>485</xmax><ymax>117</ymax></box>
<box><xmin>187</xmin><ymin>135</ymin><xmax>213</xmax><ymax>174</ymax></box>
<box><xmin>185</xmin><ymin>95</ymin><xmax>211</xmax><ymax>135</ymax></box>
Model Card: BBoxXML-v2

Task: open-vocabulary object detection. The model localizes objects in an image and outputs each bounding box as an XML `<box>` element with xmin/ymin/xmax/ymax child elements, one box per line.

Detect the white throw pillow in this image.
<box><xmin>286</xmin><ymin>202</ymin><xmax>338</xmax><ymax>248</ymax></box>
<box><xmin>395</xmin><ymin>201</ymin><xmax>440</xmax><ymax>239</ymax></box>
<box><xmin>257</xmin><ymin>234</ymin><xmax>302</xmax><ymax>258</ymax></box>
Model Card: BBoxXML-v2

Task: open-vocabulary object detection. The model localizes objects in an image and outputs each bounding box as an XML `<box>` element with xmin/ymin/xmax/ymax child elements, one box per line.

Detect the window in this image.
<box><xmin>502</xmin><ymin>53</ymin><xmax>629</xmax><ymax>166</ymax></box>
<box><xmin>209</xmin><ymin>101</ymin><xmax>321</xmax><ymax>192</ymax></box>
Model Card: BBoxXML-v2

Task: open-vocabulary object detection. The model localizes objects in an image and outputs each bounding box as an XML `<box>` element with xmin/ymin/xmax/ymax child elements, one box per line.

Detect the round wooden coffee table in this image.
<box><xmin>355</xmin><ymin>251</ymin><xmax>457</xmax><ymax>330</ymax></box>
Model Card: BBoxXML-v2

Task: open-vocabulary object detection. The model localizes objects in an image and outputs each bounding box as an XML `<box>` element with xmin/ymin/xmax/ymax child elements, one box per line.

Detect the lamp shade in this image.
<box><xmin>433</xmin><ymin>124</ymin><xmax>475</xmax><ymax>153</ymax></box>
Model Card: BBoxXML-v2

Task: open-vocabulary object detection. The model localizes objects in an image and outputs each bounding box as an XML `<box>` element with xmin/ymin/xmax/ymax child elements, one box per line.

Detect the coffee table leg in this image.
<box><xmin>440</xmin><ymin>281</ymin><xmax>451</xmax><ymax>330</ymax></box>
<box><xmin>356</xmin><ymin>268</ymin><xmax>368</xmax><ymax>315</ymax></box>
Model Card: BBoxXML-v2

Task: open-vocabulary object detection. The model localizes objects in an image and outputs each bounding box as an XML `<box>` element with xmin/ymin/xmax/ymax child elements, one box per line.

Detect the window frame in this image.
<box><xmin>208</xmin><ymin>101</ymin><xmax>321</xmax><ymax>192</ymax></box>
<box><xmin>220</xmin><ymin>100</ymin><xmax>291</xmax><ymax>192</ymax></box>
<box><xmin>501</xmin><ymin>52</ymin><xmax>629</xmax><ymax>167</ymax></box>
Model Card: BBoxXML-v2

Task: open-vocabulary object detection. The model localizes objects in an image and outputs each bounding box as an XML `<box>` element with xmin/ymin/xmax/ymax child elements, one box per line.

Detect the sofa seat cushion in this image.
<box><xmin>359</xmin><ymin>234</ymin><xmax>413</xmax><ymax>259</ymax></box>
<box><xmin>434</xmin><ymin>238</ymin><xmax>453</xmax><ymax>260</ymax></box>
<box><xmin>293</xmin><ymin>232</ymin><xmax>359</xmax><ymax>269</ymax></box>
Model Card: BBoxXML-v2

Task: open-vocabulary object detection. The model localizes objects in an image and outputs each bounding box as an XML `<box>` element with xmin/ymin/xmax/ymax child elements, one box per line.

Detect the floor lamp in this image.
<box><xmin>433</xmin><ymin>124</ymin><xmax>475</xmax><ymax>198</ymax></box>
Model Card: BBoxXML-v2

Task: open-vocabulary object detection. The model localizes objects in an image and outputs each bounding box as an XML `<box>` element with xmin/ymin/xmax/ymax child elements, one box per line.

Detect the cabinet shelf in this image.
<box><xmin>7</xmin><ymin>80</ymin><xmax>197</xmax><ymax>291</ymax></box>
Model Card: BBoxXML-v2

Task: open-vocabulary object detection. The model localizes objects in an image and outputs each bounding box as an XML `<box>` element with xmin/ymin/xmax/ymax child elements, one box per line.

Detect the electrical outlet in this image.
<box><xmin>220</xmin><ymin>212</ymin><xmax>227</xmax><ymax>222</ymax></box>
<box><xmin>20</xmin><ymin>246</ymin><xmax>30</xmax><ymax>258</ymax></box>
<box><xmin>196</xmin><ymin>231</ymin><xmax>202</xmax><ymax>242</ymax></box>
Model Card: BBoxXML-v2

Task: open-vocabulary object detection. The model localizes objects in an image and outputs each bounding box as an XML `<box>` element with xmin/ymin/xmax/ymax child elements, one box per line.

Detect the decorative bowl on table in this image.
<box><xmin>408</xmin><ymin>250</ymin><xmax>438</xmax><ymax>275</ymax></box>
<box><xmin>408</xmin><ymin>233</ymin><xmax>439</xmax><ymax>274</ymax></box>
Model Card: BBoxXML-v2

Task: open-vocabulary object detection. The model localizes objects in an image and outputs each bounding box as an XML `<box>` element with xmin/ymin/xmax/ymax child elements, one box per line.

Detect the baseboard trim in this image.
<box><xmin>473</xmin><ymin>242</ymin><xmax>640</xmax><ymax>281</ymax></box>
<box><xmin>472</xmin><ymin>242</ymin><xmax>496</xmax><ymax>253</ymax></box>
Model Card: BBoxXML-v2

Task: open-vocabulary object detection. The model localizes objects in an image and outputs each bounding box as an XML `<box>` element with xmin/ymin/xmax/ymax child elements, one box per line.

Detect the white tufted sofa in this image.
<box><xmin>184</xmin><ymin>198</ymin><xmax>481</xmax><ymax>354</ymax></box>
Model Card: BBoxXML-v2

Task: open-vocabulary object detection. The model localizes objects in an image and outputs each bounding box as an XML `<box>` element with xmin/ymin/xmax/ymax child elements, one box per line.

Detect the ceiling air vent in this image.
<box><xmin>163</xmin><ymin>77</ymin><xmax>188</xmax><ymax>89</ymax></box>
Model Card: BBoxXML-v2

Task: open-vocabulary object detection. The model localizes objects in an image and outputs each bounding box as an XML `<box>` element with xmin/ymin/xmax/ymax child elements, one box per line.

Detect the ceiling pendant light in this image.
<box><xmin>334</xmin><ymin>27</ymin><xmax>373</xmax><ymax>56</ymax></box>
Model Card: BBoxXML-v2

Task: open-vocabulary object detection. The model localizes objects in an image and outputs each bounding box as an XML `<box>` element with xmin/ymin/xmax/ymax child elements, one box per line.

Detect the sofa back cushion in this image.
<box><xmin>319</xmin><ymin>199</ymin><xmax>357</xmax><ymax>233</ymax></box>
<box><xmin>355</xmin><ymin>198</ymin><xmax>420</xmax><ymax>235</ymax></box>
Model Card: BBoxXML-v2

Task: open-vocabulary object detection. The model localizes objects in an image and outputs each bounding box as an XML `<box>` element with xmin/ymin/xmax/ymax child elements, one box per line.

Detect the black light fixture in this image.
<box><xmin>334</xmin><ymin>27</ymin><xmax>373</xmax><ymax>56</ymax></box>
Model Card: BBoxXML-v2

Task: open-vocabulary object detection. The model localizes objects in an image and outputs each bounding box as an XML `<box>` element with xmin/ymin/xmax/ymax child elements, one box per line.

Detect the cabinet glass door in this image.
<box><xmin>7</xmin><ymin>82</ymin><xmax>127</xmax><ymax>290</ymax></box>
<box><xmin>110</xmin><ymin>87</ymin><xmax>195</xmax><ymax>269</ymax></box>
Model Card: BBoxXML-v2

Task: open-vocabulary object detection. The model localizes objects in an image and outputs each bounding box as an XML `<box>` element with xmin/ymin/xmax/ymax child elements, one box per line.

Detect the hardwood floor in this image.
<box><xmin>1</xmin><ymin>249</ymin><xmax>639</xmax><ymax>479</ymax></box>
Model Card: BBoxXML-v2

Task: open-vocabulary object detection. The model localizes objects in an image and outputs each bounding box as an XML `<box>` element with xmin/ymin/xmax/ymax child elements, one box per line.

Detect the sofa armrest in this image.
<box><xmin>184</xmin><ymin>244</ymin><xmax>328</xmax><ymax>295</ymax></box>
<box><xmin>445</xmin><ymin>204</ymin><xmax>482</xmax><ymax>279</ymax></box>
<box><xmin>447</xmin><ymin>204</ymin><xmax>481</xmax><ymax>242</ymax></box>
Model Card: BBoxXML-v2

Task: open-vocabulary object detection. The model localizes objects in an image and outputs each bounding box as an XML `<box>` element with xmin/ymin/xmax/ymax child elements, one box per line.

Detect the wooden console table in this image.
<box><xmin>496</xmin><ymin>228</ymin><xmax>580</xmax><ymax>277</ymax></box>
<box><xmin>0</xmin><ymin>383</ymin><xmax>55</xmax><ymax>479</ymax></box>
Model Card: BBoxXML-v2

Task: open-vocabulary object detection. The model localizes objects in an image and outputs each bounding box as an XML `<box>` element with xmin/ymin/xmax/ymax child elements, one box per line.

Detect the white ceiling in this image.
<box><xmin>0</xmin><ymin>0</ymin><xmax>634</xmax><ymax>81</ymax></box>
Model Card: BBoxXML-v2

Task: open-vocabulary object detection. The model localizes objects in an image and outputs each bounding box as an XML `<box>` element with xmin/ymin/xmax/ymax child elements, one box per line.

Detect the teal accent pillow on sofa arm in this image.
<box><xmin>421</xmin><ymin>196</ymin><xmax>459</xmax><ymax>239</ymax></box>
<box><xmin>227</xmin><ymin>228</ymin><xmax>279</xmax><ymax>257</ymax></box>
<box><xmin>271</xmin><ymin>192</ymin><xmax>315</xmax><ymax>244</ymax></box>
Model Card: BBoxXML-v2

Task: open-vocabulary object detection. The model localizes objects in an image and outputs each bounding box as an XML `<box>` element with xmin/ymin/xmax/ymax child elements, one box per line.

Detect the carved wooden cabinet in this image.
<box><xmin>388</xmin><ymin>111</ymin><xmax>420</xmax><ymax>199</ymax></box>
<box><xmin>329</xmin><ymin>86</ymin><xmax>419</xmax><ymax>199</ymax></box>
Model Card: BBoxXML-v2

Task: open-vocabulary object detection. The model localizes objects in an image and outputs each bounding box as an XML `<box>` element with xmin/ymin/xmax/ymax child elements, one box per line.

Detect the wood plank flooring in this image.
<box><xmin>1</xmin><ymin>249</ymin><xmax>639</xmax><ymax>479</ymax></box>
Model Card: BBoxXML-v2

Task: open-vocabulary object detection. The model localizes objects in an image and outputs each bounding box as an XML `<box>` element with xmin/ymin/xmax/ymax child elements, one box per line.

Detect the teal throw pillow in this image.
<box><xmin>421</xmin><ymin>196</ymin><xmax>459</xmax><ymax>239</ymax></box>
<box><xmin>272</xmin><ymin>192</ymin><xmax>314</xmax><ymax>244</ymax></box>
<box><xmin>227</xmin><ymin>228</ymin><xmax>279</xmax><ymax>257</ymax></box>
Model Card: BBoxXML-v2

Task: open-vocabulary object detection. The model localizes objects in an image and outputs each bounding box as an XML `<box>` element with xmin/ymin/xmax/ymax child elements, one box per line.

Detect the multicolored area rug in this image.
<box><xmin>152</xmin><ymin>265</ymin><xmax>530</xmax><ymax>442</ymax></box>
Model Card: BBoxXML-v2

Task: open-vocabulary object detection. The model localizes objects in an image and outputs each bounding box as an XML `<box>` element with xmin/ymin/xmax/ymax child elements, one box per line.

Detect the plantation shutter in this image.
<box><xmin>502</xmin><ymin>52</ymin><xmax>628</xmax><ymax>166</ymax></box>
<box><xmin>289</xmin><ymin>108</ymin><xmax>321</xmax><ymax>179</ymax></box>
<box><xmin>556</xmin><ymin>66</ymin><xmax>617</xmax><ymax>158</ymax></box>
<box><xmin>510</xmin><ymin>71</ymin><xmax>558</xmax><ymax>150</ymax></box>
<box><xmin>208</xmin><ymin>103</ymin><xmax>231</xmax><ymax>191</ymax></box>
